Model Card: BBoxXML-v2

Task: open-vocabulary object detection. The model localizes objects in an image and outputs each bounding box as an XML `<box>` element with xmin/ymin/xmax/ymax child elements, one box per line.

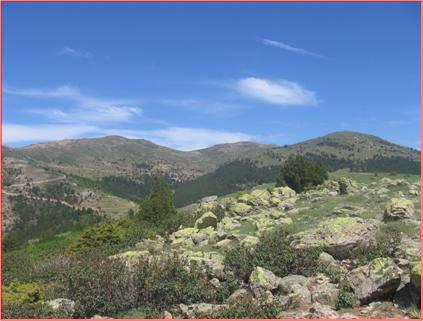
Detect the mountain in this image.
<box><xmin>2</xmin><ymin>131</ymin><xmax>420</xmax><ymax>243</ymax></box>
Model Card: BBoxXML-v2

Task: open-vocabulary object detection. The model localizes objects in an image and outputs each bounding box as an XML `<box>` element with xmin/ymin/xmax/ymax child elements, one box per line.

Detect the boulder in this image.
<box><xmin>194</xmin><ymin>212</ymin><xmax>218</xmax><ymax>229</ymax></box>
<box><xmin>311</xmin><ymin>283</ymin><xmax>339</xmax><ymax>307</ymax></box>
<box><xmin>249</xmin><ymin>267</ymin><xmax>283</xmax><ymax>291</ymax></box>
<box><xmin>347</xmin><ymin>257</ymin><xmax>401</xmax><ymax>304</ymax></box>
<box><xmin>309</xmin><ymin>302</ymin><xmax>339</xmax><ymax>319</ymax></box>
<box><xmin>109</xmin><ymin>250</ymin><xmax>148</xmax><ymax>271</ymax></box>
<box><xmin>243</xmin><ymin>189</ymin><xmax>271</xmax><ymax>206</ymax></box>
<box><xmin>230</xmin><ymin>202</ymin><xmax>252</xmax><ymax>216</ymax></box>
<box><xmin>384</xmin><ymin>198</ymin><xmax>414</xmax><ymax>221</ymax></box>
<box><xmin>179</xmin><ymin>303</ymin><xmax>228</xmax><ymax>318</ymax></box>
<box><xmin>226</xmin><ymin>288</ymin><xmax>253</xmax><ymax>305</ymax></box>
<box><xmin>291</xmin><ymin>217</ymin><xmax>379</xmax><ymax>259</ymax></box>
<box><xmin>174</xmin><ymin>227</ymin><xmax>196</xmax><ymax>239</ymax></box>
<box><xmin>272</xmin><ymin>186</ymin><xmax>296</xmax><ymax>198</ymax></box>
<box><xmin>240</xmin><ymin>235</ymin><xmax>259</xmax><ymax>247</ymax></box>
<box><xmin>288</xmin><ymin>284</ymin><xmax>312</xmax><ymax>309</ymax></box>
<box><xmin>278</xmin><ymin>275</ymin><xmax>308</xmax><ymax>293</ymax></box>
<box><xmin>47</xmin><ymin>298</ymin><xmax>75</xmax><ymax>317</ymax></box>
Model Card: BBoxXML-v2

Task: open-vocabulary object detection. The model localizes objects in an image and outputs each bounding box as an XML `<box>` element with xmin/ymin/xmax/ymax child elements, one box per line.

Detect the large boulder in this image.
<box><xmin>290</xmin><ymin>217</ymin><xmax>379</xmax><ymax>259</ymax></box>
<box><xmin>249</xmin><ymin>267</ymin><xmax>283</xmax><ymax>291</ymax></box>
<box><xmin>384</xmin><ymin>198</ymin><xmax>415</xmax><ymax>221</ymax></box>
<box><xmin>346</xmin><ymin>257</ymin><xmax>401</xmax><ymax>304</ymax></box>
<box><xmin>278</xmin><ymin>275</ymin><xmax>308</xmax><ymax>293</ymax></box>
<box><xmin>194</xmin><ymin>212</ymin><xmax>218</xmax><ymax>229</ymax></box>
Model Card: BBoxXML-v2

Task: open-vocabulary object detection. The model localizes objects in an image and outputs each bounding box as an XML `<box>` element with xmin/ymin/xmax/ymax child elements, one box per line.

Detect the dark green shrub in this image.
<box><xmin>225</xmin><ymin>227</ymin><xmax>321</xmax><ymax>282</ymax></box>
<box><xmin>61</xmin><ymin>254</ymin><xmax>134</xmax><ymax>318</ymax></box>
<box><xmin>276</xmin><ymin>155</ymin><xmax>328</xmax><ymax>193</ymax></box>
<box><xmin>336</xmin><ymin>285</ymin><xmax>357</xmax><ymax>310</ymax></box>
<box><xmin>338</xmin><ymin>179</ymin><xmax>348</xmax><ymax>195</ymax></box>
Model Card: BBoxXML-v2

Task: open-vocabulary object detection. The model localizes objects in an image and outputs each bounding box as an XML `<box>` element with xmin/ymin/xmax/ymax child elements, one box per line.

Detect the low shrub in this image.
<box><xmin>60</xmin><ymin>253</ymin><xmax>135</xmax><ymax>318</ymax></box>
<box><xmin>2</xmin><ymin>302</ymin><xmax>57</xmax><ymax>319</ymax></box>
<box><xmin>225</xmin><ymin>227</ymin><xmax>321</xmax><ymax>282</ymax></box>
<box><xmin>134</xmin><ymin>254</ymin><xmax>237</xmax><ymax>310</ymax></box>
<box><xmin>205</xmin><ymin>302</ymin><xmax>280</xmax><ymax>318</ymax></box>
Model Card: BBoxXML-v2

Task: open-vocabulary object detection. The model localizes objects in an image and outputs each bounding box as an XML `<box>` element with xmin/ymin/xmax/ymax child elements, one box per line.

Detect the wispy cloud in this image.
<box><xmin>235</xmin><ymin>77</ymin><xmax>317</xmax><ymax>106</ymax></box>
<box><xmin>99</xmin><ymin>127</ymin><xmax>253</xmax><ymax>151</ymax></box>
<box><xmin>3</xmin><ymin>123</ymin><xmax>99</xmax><ymax>145</ymax></box>
<box><xmin>58</xmin><ymin>46</ymin><xmax>93</xmax><ymax>58</ymax></box>
<box><xmin>262</xmin><ymin>39</ymin><xmax>325</xmax><ymax>59</ymax></box>
<box><xmin>387</xmin><ymin>120</ymin><xmax>411</xmax><ymax>126</ymax></box>
<box><xmin>4</xmin><ymin>85</ymin><xmax>141</xmax><ymax>123</ymax></box>
<box><xmin>154</xmin><ymin>98</ymin><xmax>247</xmax><ymax>114</ymax></box>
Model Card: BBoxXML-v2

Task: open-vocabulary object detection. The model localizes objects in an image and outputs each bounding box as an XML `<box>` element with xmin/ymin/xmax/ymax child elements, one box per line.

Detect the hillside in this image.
<box><xmin>3</xmin><ymin>170</ymin><xmax>421</xmax><ymax>318</ymax></box>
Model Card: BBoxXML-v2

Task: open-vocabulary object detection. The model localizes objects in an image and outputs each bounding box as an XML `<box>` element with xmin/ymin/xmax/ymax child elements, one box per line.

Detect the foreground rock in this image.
<box><xmin>290</xmin><ymin>217</ymin><xmax>379</xmax><ymax>259</ymax></box>
<box><xmin>346</xmin><ymin>257</ymin><xmax>401</xmax><ymax>304</ymax></box>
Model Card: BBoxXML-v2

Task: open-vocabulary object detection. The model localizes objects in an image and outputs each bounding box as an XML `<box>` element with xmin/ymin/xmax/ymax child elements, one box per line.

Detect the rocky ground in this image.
<box><xmin>46</xmin><ymin>173</ymin><xmax>421</xmax><ymax>319</ymax></box>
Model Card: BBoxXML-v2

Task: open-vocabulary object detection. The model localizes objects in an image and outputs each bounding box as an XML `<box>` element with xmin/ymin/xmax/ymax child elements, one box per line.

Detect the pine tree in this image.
<box><xmin>138</xmin><ymin>176</ymin><xmax>177</xmax><ymax>229</ymax></box>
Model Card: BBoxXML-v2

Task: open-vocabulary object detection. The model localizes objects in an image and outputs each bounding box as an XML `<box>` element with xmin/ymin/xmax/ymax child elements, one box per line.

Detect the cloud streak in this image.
<box><xmin>235</xmin><ymin>77</ymin><xmax>317</xmax><ymax>106</ymax></box>
<box><xmin>58</xmin><ymin>46</ymin><xmax>93</xmax><ymax>58</ymax></box>
<box><xmin>3</xmin><ymin>123</ymin><xmax>99</xmax><ymax>145</ymax></box>
<box><xmin>100</xmin><ymin>127</ymin><xmax>253</xmax><ymax>151</ymax></box>
<box><xmin>4</xmin><ymin>85</ymin><xmax>141</xmax><ymax>123</ymax></box>
<box><xmin>263</xmin><ymin>39</ymin><xmax>325</xmax><ymax>58</ymax></box>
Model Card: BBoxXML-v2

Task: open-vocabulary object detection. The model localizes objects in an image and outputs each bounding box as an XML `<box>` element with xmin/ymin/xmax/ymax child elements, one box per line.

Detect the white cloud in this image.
<box><xmin>3</xmin><ymin>123</ymin><xmax>98</xmax><ymax>144</ymax></box>
<box><xmin>58</xmin><ymin>46</ymin><xmax>93</xmax><ymax>58</ymax></box>
<box><xmin>4</xmin><ymin>85</ymin><xmax>141</xmax><ymax>123</ymax></box>
<box><xmin>100</xmin><ymin>127</ymin><xmax>253</xmax><ymax>151</ymax></box>
<box><xmin>235</xmin><ymin>77</ymin><xmax>317</xmax><ymax>106</ymax></box>
<box><xmin>262</xmin><ymin>39</ymin><xmax>325</xmax><ymax>58</ymax></box>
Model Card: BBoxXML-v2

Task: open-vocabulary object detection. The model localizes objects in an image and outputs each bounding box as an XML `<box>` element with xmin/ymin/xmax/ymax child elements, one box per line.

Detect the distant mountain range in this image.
<box><xmin>2</xmin><ymin>131</ymin><xmax>420</xmax><ymax>247</ymax></box>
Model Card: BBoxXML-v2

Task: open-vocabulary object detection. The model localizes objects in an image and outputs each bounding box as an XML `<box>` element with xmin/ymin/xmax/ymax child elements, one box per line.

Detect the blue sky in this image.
<box><xmin>2</xmin><ymin>2</ymin><xmax>420</xmax><ymax>150</ymax></box>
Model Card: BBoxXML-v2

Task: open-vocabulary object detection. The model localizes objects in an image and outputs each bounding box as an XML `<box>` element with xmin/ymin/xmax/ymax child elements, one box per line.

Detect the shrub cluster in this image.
<box><xmin>57</xmin><ymin>252</ymin><xmax>237</xmax><ymax>318</ymax></box>
<box><xmin>224</xmin><ymin>227</ymin><xmax>322</xmax><ymax>282</ymax></box>
<box><xmin>276</xmin><ymin>155</ymin><xmax>328</xmax><ymax>193</ymax></box>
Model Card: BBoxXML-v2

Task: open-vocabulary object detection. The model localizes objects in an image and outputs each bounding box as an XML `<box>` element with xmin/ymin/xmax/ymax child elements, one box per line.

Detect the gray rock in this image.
<box><xmin>384</xmin><ymin>198</ymin><xmax>414</xmax><ymax>221</ymax></box>
<box><xmin>47</xmin><ymin>298</ymin><xmax>75</xmax><ymax>316</ymax></box>
<box><xmin>194</xmin><ymin>212</ymin><xmax>218</xmax><ymax>229</ymax></box>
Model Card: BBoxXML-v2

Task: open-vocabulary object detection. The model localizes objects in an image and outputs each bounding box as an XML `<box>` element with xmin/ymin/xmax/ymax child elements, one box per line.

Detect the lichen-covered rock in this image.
<box><xmin>136</xmin><ymin>235</ymin><xmax>165</xmax><ymax>253</ymax></box>
<box><xmin>179</xmin><ymin>303</ymin><xmax>228</xmax><ymax>318</ymax></box>
<box><xmin>347</xmin><ymin>257</ymin><xmax>401</xmax><ymax>304</ymax></box>
<box><xmin>290</xmin><ymin>217</ymin><xmax>379</xmax><ymax>259</ymax></box>
<box><xmin>240</xmin><ymin>235</ymin><xmax>259</xmax><ymax>247</ymax></box>
<box><xmin>226</xmin><ymin>289</ymin><xmax>253</xmax><ymax>305</ymax></box>
<box><xmin>174</xmin><ymin>227</ymin><xmax>196</xmax><ymax>239</ymax></box>
<box><xmin>384</xmin><ymin>198</ymin><xmax>414</xmax><ymax>221</ymax></box>
<box><xmin>288</xmin><ymin>284</ymin><xmax>312</xmax><ymax>309</ymax></box>
<box><xmin>311</xmin><ymin>283</ymin><xmax>339</xmax><ymax>307</ymax></box>
<box><xmin>272</xmin><ymin>186</ymin><xmax>296</xmax><ymax>198</ymax></box>
<box><xmin>238</xmin><ymin>189</ymin><xmax>271</xmax><ymax>206</ymax></box>
<box><xmin>229</xmin><ymin>202</ymin><xmax>252</xmax><ymax>216</ymax></box>
<box><xmin>249</xmin><ymin>267</ymin><xmax>283</xmax><ymax>291</ymax></box>
<box><xmin>47</xmin><ymin>298</ymin><xmax>75</xmax><ymax>317</ymax></box>
<box><xmin>309</xmin><ymin>302</ymin><xmax>339</xmax><ymax>319</ymax></box>
<box><xmin>109</xmin><ymin>250</ymin><xmax>148</xmax><ymax>270</ymax></box>
<box><xmin>194</xmin><ymin>212</ymin><xmax>218</xmax><ymax>229</ymax></box>
<box><xmin>192</xmin><ymin>227</ymin><xmax>215</xmax><ymax>244</ymax></box>
<box><xmin>278</xmin><ymin>275</ymin><xmax>308</xmax><ymax>293</ymax></box>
